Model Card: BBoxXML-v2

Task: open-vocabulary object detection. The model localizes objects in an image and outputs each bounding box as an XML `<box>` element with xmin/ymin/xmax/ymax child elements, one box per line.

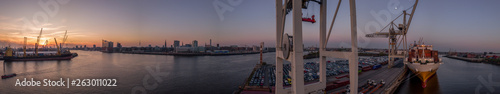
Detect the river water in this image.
<box><xmin>395</xmin><ymin>56</ymin><xmax>500</xmax><ymax>94</ymax></box>
<box><xmin>0</xmin><ymin>50</ymin><xmax>277</xmax><ymax>94</ymax></box>
<box><xmin>1</xmin><ymin>51</ymin><xmax>499</xmax><ymax>94</ymax></box>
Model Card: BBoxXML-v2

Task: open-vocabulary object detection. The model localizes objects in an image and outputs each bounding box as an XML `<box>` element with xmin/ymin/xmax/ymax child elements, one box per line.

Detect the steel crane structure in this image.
<box><xmin>275</xmin><ymin>0</ymin><xmax>359</xmax><ymax>93</ymax></box>
<box><xmin>35</xmin><ymin>28</ymin><xmax>43</xmax><ymax>56</ymax></box>
<box><xmin>365</xmin><ymin>0</ymin><xmax>419</xmax><ymax>68</ymax></box>
<box><xmin>54</xmin><ymin>38</ymin><xmax>61</xmax><ymax>55</ymax></box>
<box><xmin>61</xmin><ymin>30</ymin><xmax>68</xmax><ymax>49</ymax></box>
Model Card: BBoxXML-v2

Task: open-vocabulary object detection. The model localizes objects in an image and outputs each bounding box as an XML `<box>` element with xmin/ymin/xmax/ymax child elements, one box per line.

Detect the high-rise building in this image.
<box><xmin>192</xmin><ymin>40</ymin><xmax>198</xmax><ymax>47</ymax></box>
<box><xmin>84</xmin><ymin>45</ymin><xmax>87</xmax><ymax>48</ymax></box>
<box><xmin>210</xmin><ymin>39</ymin><xmax>212</xmax><ymax>47</ymax></box>
<box><xmin>164</xmin><ymin>40</ymin><xmax>167</xmax><ymax>48</ymax></box>
<box><xmin>174</xmin><ymin>40</ymin><xmax>180</xmax><ymax>47</ymax></box>
<box><xmin>108</xmin><ymin>42</ymin><xmax>113</xmax><ymax>52</ymax></box>
<box><xmin>102</xmin><ymin>40</ymin><xmax>107</xmax><ymax>49</ymax></box>
<box><xmin>108</xmin><ymin>42</ymin><xmax>113</xmax><ymax>48</ymax></box>
<box><xmin>117</xmin><ymin>42</ymin><xmax>122</xmax><ymax>48</ymax></box>
<box><xmin>102</xmin><ymin>40</ymin><xmax>113</xmax><ymax>52</ymax></box>
<box><xmin>93</xmin><ymin>44</ymin><xmax>96</xmax><ymax>48</ymax></box>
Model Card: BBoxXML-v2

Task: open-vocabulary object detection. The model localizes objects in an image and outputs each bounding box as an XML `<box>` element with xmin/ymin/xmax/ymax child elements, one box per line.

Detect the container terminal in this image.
<box><xmin>236</xmin><ymin>0</ymin><xmax>420</xmax><ymax>93</ymax></box>
<box><xmin>236</xmin><ymin>57</ymin><xmax>407</xmax><ymax>94</ymax></box>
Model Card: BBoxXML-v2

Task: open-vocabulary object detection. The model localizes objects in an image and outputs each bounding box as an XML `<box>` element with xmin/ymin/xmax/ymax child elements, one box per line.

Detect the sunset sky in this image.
<box><xmin>0</xmin><ymin>0</ymin><xmax>499</xmax><ymax>52</ymax></box>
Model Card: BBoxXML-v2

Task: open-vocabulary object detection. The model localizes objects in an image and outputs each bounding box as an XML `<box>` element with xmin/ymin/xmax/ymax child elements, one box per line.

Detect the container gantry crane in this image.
<box><xmin>366</xmin><ymin>0</ymin><xmax>419</xmax><ymax>68</ymax></box>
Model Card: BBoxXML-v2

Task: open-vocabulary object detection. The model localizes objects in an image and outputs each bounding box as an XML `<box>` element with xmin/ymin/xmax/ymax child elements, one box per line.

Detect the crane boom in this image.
<box><xmin>365</xmin><ymin>34</ymin><xmax>389</xmax><ymax>38</ymax></box>
<box><xmin>54</xmin><ymin>38</ymin><xmax>61</xmax><ymax>55</ymax></box>
<box><xmin>35</xmin><ymin>28</ymin><xmax>43</xmax><ymax>56</ymax></box>
<box><xmin>62</xmin><ymin>30</ymin><xmax>68</xmax><ymax>44</ymax></box>
<box><xmin>61</xmin><ymin>30</ymin><xmax>68</xmax><ymax>49</ymax></box>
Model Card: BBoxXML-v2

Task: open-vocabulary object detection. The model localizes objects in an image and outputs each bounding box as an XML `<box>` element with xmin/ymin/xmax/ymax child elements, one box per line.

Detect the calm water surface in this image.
<box><xmin>0</xmin><ymin>50</ymin><xmax>275</xmax><ymax>94</ymax></box>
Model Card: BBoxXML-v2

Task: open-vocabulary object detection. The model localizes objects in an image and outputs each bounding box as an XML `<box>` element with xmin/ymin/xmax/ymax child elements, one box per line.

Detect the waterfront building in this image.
<box><xmin>117</xmin><ymin>43</ymin><xmax>122</xmax><ymax>48</ymax></box>
<box><xmin>213</xmin><ymin>50</ymin><xmax>229</xmax><ymax>53</ymax></box>
<box><xmin>192</xmin><ymin>40</ymin><xmax>198</xmax><ymax>47</ymax></box>
<box><xmin>253</xmin><ymin>46</ymin><xmax>259</xmax><ymax>52</ymax></box>
<box><xmin>175</xmin><ymin>47</ymin><xmax>192</xmax><ymax>53</ymax></box>
<box><xmin>101</xmin><ymin>40</ymin><xmax>113</xmax><ymax>52</ymax></box>
<box><xmin>174</xmin><ymin>40</ymin><xmax>180</xmax><ymax>47</ymax></box>
<box><xmin>195</xmin><ymin>47</ymin><xmax>205</xmax><ymax>52</ymax></box>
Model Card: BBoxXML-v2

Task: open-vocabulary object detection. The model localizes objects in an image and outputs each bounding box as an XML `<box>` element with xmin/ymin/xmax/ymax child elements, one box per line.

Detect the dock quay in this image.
<box><xmin>235</xmin><ymin>57</ymin><xmax>407</xmax><ymax>94</ymax></box>
<box><xmin>443</xmin><ymin>55</ymin><xmax>483</xmax><ymax>62</ymax></box>
<box><xmin>326</xmin><ymin>60</ymin><xmax>406</xmax><ymax>94</ymax></box>
<box><xmin>116</xmin><ymin>51</ymin><xmax>269</xmax><ymax>56</ymax></box>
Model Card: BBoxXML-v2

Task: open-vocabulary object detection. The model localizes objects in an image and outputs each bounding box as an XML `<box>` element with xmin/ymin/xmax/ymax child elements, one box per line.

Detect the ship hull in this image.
<box><xmin>404</xmin><ymin>61</ymin><xmax>442</xmax><ymax>88</ymax></box>
<box><xmin>3</xmin><ymin>53</ymin><xmax>78</xmax><ymax>61</ymax></box>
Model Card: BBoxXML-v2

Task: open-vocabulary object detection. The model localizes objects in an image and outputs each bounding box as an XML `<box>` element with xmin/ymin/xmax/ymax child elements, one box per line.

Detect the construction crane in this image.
<box><xmin>366</xmin><ymin>0</ymin><xmax>419</xmax><ymax>68</ymax></box>
<box><xmin>35</xmin><ymin>28</ymin><xmax>43</xmax><ymax>56</ymax></box>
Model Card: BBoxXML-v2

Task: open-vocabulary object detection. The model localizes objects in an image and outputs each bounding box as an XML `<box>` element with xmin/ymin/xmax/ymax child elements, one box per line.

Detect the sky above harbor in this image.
<box><xmin>0</xmin><ymin>0</ymin><xmax>499</xmax><ymax>52</ymax></box>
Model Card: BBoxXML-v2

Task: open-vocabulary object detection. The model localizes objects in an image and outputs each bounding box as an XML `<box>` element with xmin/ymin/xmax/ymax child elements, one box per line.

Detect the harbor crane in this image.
<box><xmin>276</xmin><ymin>0</ymin><xmax>359</xmax><ymax>93</ymax></box>
<box><xmin>35</xmin><ymin>28</ymin><xmax>43</xmax><ymax>56</ymax></box>
<box><xmin>285</xmin><ymin>0</ymin><xmax>322</xmax><ymax>23</ymax></box>
<box><xmin>366</xmin><ymin>0</ymin><xmax>419</xmax><ymax>68</ymax></box>
<box><xmin>54</xmin><ymin>38</ymin><xmax>61</xmax><ymax>55</ymax></box>
<box><xmin>61</xmin><ymin>30</ymin><xmax>68</xmax><ymax>49</ymax></box>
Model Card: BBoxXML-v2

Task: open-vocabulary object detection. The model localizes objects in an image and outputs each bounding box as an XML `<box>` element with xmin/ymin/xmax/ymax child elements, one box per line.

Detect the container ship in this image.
<box><xmin>2</xmin><ymin>48</ymin><xmax>77</xmax><ymax>61</ymax></box>
<box><xmin>404</xmin><ymin>40</ymin><xmax>443</xmax><ymax>88</ymax></box>
<box><xmin>2</xmin><ymin>29</ymin><xmax>77</xmax><ymax>61</ymax></box>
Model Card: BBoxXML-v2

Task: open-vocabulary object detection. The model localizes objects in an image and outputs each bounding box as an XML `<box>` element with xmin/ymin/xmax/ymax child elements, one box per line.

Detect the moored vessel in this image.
<box><xmin>2</xmin><ymin>34</ymin><xmax>77</xmax><ymax>61</ymax></box>
<box><xmin>2</xmin><ymin>47</ymin><xmax>77</xmax><ymax>61</ymax></box>
<box><xmin>404</xmin><ymin>40</ymin><xmax>443</xmax><ymax>88</ymax></box>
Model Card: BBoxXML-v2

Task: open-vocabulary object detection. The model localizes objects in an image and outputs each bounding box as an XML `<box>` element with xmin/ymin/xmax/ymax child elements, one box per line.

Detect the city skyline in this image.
<box><xmin>0</xmin><ymin>0</ymin><xmax>499</xmax><ymax>52</ymax></box>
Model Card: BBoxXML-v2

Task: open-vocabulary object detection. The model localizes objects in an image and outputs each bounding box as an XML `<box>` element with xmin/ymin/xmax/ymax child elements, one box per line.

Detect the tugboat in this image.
<box><xmin>404</xmin><ymin>39</ymin><xmax>443</xmax><ymax>88</ymax></box>
<box><xmin>1</xmin><ymin>73</ymin><xmax>16</xmax><ymax>79</ymax></box>
<box><xmin>1</xmin><ymin>62</ymin><xmax>16</xmax><ymax>79</ymax></box>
